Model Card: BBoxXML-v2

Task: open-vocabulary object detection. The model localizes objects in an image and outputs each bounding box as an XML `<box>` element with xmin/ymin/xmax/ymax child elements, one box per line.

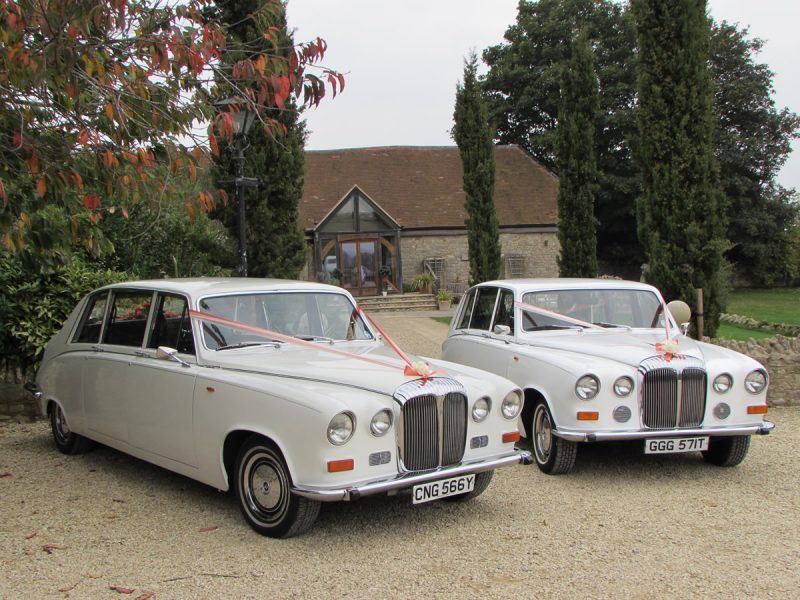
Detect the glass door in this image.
<box><xmin>340</xmin><ymin>239</ymin><xmax>378</xmax><ymax>296</ymax></box>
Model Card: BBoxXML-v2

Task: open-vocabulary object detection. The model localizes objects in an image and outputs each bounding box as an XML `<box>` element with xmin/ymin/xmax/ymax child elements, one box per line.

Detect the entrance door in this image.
<box><xmin>341</xmin><ymin>239</ymin><xmax>378</xmax><ymax>296</ymax></box>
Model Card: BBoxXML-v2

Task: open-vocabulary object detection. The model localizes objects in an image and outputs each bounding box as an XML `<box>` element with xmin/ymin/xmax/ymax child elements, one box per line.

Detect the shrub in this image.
<box><xmin>0</xmin><ymin>254</ymin><xmax>129</xmax><ymax>369</ymax></box>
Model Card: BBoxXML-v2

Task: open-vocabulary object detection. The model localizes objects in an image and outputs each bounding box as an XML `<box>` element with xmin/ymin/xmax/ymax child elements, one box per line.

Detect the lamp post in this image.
<box><xmin>215</xmin><ymin>96</ymin><xmax>258</xmax><ymax>277</ymax></box>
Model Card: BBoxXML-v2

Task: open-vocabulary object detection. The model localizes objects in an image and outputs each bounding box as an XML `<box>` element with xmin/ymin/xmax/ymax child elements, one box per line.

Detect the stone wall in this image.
<box><xmin>706</xmin><ymin>335</ymin><xmax>799</xmax><ymax>407</ymax></box>
<box><xmin>401</xmin><ymin>231</ymin><xmax>559</xmax><ymax>287</ymax></box>
<box><xmin>0</xmin><ymin>362</ymin><xmax>38</xmax><ymax>421</ymax></box>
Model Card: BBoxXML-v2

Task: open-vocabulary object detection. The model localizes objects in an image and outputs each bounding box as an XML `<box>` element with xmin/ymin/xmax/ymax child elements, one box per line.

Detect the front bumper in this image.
<box><xmin>292</xmin><ymin>449</ymin><xmax>532</xmax><ymax>502</ymax></box>
<box><xmin>554</xmin><ymin>420</ymin><xmax>775</xmax><ymax>443</ymax></box>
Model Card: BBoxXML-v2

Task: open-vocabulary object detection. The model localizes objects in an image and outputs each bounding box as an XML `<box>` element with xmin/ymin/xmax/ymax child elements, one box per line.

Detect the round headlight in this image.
<box><xmin>327</xmin><ymin>411</ymin><xmax>355</xmax><ymax>445</ymax></box>
<box><xmin>472</xmin><ymin>397</ymin><xmax>491</xmax><ymax>422</ymax></box>
<box><xmin>713</xmin><ymin>373</ymin><xmax>733</xmax><ymax>394</ymax></box>
<box><xmin>369</xmin><ymin>409</ymin><xmax>393</xmax><ymax>436</ymax></box>
<box><xmin>613</xmin><ymin>376</ymin><xmax>634</xmax><ymax>397</ymax></box>
<box><xmin>501</xmin><ymin>390</ymin><xmax>523</xmax><ymax>419</ymax></box>
<box><xmin>744</xmin><ymin>369</ymin><xmax>768</xmax><ymax>394</ymax></box>
<box><xmin>575</xmin><ymin>375</ymin><xmax>600</xmax><ymax>400</ymax></box>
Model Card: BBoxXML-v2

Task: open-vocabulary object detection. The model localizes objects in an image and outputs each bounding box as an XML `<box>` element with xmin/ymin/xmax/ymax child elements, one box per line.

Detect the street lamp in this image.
<box><xmin>214</xmin><ymin>96</ymin><xmax>258</xmax><ymax>277</ymax></box>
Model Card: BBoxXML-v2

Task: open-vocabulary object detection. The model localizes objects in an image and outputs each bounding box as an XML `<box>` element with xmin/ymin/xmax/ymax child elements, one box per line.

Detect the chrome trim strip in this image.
<box><xmin>553</xmin><ymin>421</ymin><xmax>775</xmax><ymax>442</ymax></box>
<box><xmin>292</xmin><ymin>449</ymin><xmax>532</xmax><ymax>502</ymax></box>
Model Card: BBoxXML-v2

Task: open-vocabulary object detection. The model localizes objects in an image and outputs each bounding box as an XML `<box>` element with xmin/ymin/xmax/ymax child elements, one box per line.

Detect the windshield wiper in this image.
<box><xmin>293</xmin><ymin>334</ymin><xmax>336</xmax><ymax>345</ymax></box>
<box><xmin>528</xmin><ymin>325</ymin><xmax>584</xmax><ymax>331</ymax></box>
<box><xmin>217</xmin><ymin>341</ymin><xmax>283</xmax><ymax>350</ymax></box>
<box><xmin>592</xmin><ymin>322</ymin><xmax>632</xmax><ymax>330</ymax></box>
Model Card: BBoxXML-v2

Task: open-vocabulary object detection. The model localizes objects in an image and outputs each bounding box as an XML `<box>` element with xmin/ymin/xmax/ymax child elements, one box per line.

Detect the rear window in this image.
<box><xmin>73</xmin><ymin>292</ymin><xmax>109</xmax><ymax>344</ymax></box>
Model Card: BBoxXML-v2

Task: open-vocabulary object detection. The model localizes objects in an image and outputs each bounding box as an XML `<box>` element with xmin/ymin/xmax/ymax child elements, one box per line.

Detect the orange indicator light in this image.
<box><xmin>577</xmin><ymin>411</ymin><xmax>599</xmax><ymax>421</ymax></box>
<box><xmin>747</xmin><ymin>405</ymin><xmax>768</xmax><ymax>415</ymax></box>
<box><xmin>502</xmin><ymin>431</ymin><xmax>521</xmax><ymax>443</ymax></box>
<box><xmin>327</xmin><ymin>459</ymin><xmax>354</xmax><ymax>473</ymax></box>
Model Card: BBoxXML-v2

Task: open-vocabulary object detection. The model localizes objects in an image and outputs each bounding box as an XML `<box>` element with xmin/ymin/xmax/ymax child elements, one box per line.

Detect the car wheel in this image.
<box><xmin>49</xmin><ymin>403</ymin><xmax>94</xmax><ymax>455</ymax></box>
<box><xmin>235</xmin><ymin>436</ymin><xmax>321</xmax><ymax>538</ymax></box>
<box><xmin>442</xmin><ymin>470</ymin><xmax>494</xmax><ymax>502</ymax></box>
<box><xmin>532</xmin><ymin>401</ymin><xmax>577</xmax><ymax>475</ymax></box>
<box><xmin>702</xmin><ymin>435</ymin><xmax>751</xmax><ymax>467</ymax></box>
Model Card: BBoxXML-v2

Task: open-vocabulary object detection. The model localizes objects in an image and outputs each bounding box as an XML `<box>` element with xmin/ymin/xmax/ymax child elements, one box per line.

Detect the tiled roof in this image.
<box><xmin>300</xmin><ymin>145</ymin><xmax>558</xmax><ymax>231</ymax></box>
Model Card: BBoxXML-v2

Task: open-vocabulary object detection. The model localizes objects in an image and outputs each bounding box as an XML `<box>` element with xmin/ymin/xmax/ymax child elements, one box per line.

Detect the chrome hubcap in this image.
<box><xmin>251</xmin><ymin>463</ymin><xmax>281</xmax><ymax>511</ymax></box>
<box><xmin>534</xmin><ymin>406</ymin><xmax>552</xmax><ymax>462</ymax></box>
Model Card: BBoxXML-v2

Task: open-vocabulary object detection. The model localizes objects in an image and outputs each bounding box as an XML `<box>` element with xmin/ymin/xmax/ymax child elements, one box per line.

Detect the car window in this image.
<box><xmin>521</xmin><ymin>289</ymin><xmax>663</xmax><ymax>330</ymax></box>
<box><xmin>461</xmin><ymin>287</ymin><xmax>498</xmax><ymax>331</ymax></box>
<box><xmin>73</xmin><ymin>292</ymin><xmax>109</xmax><ymax>343</ymax></box>
<box><xmin>456</xmin><ymin>289</ymin><xmax>477</xmax><ymax>329</ymax></box>
<box><xmin>198</xmin><ymin>292</ymin><xmax>373</xmax><ymax>349</ymax></box>
<box><xmin>148</xmin><ymin>294</ymin><xmax>195</xmax><ymax>355</ymax></box>
<box><xmin>104</xmin><ymin>291</ymin><xmax>153</xmax><ymax>347</ymax></box>
<box><xmin>493</xmin><ymin>289</ymin><xmax>515</xmax><ymax>332</ymax></box>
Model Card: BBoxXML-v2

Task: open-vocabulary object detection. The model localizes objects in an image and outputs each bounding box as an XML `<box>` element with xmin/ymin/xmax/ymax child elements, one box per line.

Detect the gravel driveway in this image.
<box><xmin>1</xmin><ymin>314</ymin><xmax>797</xmax><ymax>599</ymax></box>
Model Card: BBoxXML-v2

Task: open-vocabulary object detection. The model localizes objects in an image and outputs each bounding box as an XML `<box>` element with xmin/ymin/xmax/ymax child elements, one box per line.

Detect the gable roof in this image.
<box><xmin>299</xmin><ymin>145</ymin><xmax>558</xmax><ymax>231</ymax></box>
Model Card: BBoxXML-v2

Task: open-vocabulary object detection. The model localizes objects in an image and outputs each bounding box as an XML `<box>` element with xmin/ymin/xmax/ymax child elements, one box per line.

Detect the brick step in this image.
<box><xmin>358</xmin><ymin>293</ymin><xmax>438</xmax><ymax>312</ymax></box>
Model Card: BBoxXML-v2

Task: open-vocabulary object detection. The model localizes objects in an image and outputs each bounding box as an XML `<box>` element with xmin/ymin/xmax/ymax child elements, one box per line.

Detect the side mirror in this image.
<box><xmin>156</xmin><ymin>346</ymin><xmax>191</xmax><ymax>368</ymax></box>
<box><xmin>493</xmin><ymin>324</ymin><xmax>511</xmax><ymax>339</ymax></box>
<box><xmin>666</xmin><ymin>300</ymin><xmax>692</xmax><ymax>330</ymax></box>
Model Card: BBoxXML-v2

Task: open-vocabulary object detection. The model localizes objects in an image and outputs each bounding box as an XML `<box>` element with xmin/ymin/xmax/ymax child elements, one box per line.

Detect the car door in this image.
<box><xmin>123</xmin><ymin>292</ymin><xmax>198</xmax><ymax>467</ymax></box>
<box><xmin>444</xmin><ymin>286</ymin><xmax>512</xmax><ymax>377</ymax></box>
<box><xmin>83</xmin><ymin>289</ymin><xmax>154</xmax><ymax>443</ymax></box>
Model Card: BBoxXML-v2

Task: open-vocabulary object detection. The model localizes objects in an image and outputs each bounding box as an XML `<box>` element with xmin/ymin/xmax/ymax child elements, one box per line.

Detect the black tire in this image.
<box><xmin>234</xmin><ymin>436</ymin><xmax>320</xmax><ymax>538</ymax></box>
<box><xmin>702</xmin><ymin>435</ymin><xmax>751</xmax><ymax>467</ymax></box>
<box><xmin>532</xmin><ymin>401</ymin><xmax>577</xmax><ymax>475</ymax></box>
<box><xmin>49</xmin><ymin>403</ymin><xmax>94</xmax><ymax>455</ymax></box>
<box><xmin>442</xmin><ymin>470</ymin><xmax>494</xmax><ymax>502</ymax></box>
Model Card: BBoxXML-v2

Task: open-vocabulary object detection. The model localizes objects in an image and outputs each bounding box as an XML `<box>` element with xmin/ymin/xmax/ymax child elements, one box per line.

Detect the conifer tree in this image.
<box><xmin>212</xmin><ymin>0</ymin><xmax>307</xmax><ymax>278</ymax></box>
<box><xmin>632</xmin><ymin>0</ymin><xmax>727</xmax><ymax>335</ymax></box>
<box><xmin>556</xmin><ymin>32</ymin><xmax>599</xmax><ymax>278</ymax></box>
<box><xmin>452</xmin><ymin>53</ymin><xmax>502</xmax><ymax>285</ymax></box>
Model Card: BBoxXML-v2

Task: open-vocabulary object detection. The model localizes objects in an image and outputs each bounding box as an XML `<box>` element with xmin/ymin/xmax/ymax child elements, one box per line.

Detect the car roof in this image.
<box><xmin>97</xmin><ymin>278</ymin><xmax>345</xmax><ymax>299</ymax></box>
<box><xmin>475</xmin><ymin>278</ymin><xmax>661</xmax><ymax>294</ymax></box>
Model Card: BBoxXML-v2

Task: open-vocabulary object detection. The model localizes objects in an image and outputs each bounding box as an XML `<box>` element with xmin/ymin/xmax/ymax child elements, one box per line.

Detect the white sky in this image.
<box><xmin>287</xmin><ymin>0</ymin><xmax>800</xmax><ymax>190</ymax></box>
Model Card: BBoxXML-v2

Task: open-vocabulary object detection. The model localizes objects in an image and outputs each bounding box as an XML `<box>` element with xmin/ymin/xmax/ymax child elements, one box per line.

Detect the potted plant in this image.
<box><xmin>436</xmin><ymin>288</ymin><xmax>454</xmax><ymax>310</ymax></box>
<box><xmin>411</xmin><ymin>272</ymin><xmax>434</xmax><ymax>294</ymax></box>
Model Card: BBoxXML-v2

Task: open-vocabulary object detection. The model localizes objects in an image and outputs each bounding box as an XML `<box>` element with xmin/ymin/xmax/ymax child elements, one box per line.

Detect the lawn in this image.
<box><xmin>725</xmin><ymin>288</ymin><xmax>800</xmax><ymax>325</ymax></box>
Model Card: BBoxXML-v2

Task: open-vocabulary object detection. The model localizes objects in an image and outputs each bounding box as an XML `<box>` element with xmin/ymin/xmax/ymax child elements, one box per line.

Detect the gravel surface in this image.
<box><xmin>1</xmin><ymin>313</ymin><xmax>798</xmax><ymax>599</ymax></box>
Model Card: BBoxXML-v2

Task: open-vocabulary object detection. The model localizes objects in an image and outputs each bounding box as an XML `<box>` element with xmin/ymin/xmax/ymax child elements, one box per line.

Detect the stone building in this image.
<box><xmin>299</xmin><ymin>145</ymin><xmax>559</xmax><ymax>296</ymax></box>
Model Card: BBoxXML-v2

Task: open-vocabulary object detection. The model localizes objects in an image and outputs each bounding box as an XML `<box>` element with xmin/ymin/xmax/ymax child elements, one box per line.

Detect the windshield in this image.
<box><xmin>520</xmin><ymin>289</ymin><xmax>665</xmax><ymax>331</ymax></box>
<box><xmin>197</xmin><ymin>292</ymin><xmax>374</xmax><ymax>350</ymax></box>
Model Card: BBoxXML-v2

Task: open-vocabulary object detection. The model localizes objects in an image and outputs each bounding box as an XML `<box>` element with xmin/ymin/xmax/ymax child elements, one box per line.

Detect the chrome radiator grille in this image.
<box><xmin>394</xmin><ymin>379</ymin><xmax>468</xmax><ymax>472</ymax></box>
<box><xmin>639</xmin><ymin>357</ymin><xmax>707</xmax><ymax>429</ymax></box>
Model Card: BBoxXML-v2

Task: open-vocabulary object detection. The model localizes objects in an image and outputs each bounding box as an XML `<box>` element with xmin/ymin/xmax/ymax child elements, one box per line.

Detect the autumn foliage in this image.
<box><xmin>0</xmin><ymin>0</ymin><xmax>343</xmax><ymax>256</ymax></box>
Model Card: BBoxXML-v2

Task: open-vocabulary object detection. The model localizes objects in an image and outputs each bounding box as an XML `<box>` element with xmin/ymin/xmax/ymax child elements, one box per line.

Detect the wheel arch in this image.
<box><xmin>521</xmin><ymin>387</ymin><xmax>550</xmax><ymax>439</ymax></box>
<box><xmin>222</xmin><ymin>429</ymin><xmax>292</xmax><ymax>491</ymax></box>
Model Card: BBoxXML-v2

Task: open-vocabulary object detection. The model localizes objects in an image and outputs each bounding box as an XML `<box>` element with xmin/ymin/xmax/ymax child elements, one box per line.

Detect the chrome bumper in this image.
<box><xmin>292</xmin><ymin>449</ymin><xmax>532</xmax><ymax>502</ymax></box>
<box><xmin>554</xmin><ymin>421</ymin><xmax>775</xmax><ymax>443</ymax></box>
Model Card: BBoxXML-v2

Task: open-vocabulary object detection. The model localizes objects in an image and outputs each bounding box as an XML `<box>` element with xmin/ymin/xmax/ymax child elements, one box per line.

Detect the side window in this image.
<box><xmin>73</xmin><ymin>292</ymin><xmax>109</xmax><ymax>343</ymax></box>
<box><xmin>469</xmin><ymin>287</ymin><xmax>499</xmax><ymax>331</ymax></box>
<box><xmin>104</xmin><ymin>291</ymin><xmax>153</xmax><ymax>347</ymax></box>
<box><xmin>148</xmin><ymin>294</ymin><xmax>195</xmax><ymax>355</ymax></box>
<box><xmin>456</xmin><ymin>289</ymin><xmax>477</xmax><ymax>329</ymax></box>
<box><xmin>493</xmin><ymin>289</ymin><xmax>515</xmax><ymax>332</ymax></box>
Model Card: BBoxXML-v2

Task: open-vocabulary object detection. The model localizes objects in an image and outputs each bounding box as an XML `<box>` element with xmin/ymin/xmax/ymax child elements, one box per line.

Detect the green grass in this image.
<box><xmin>715</xmin><ymin>322</ymin><xmax>776</xmax><ymax>341</ymax></box>
<box><xmin>431</xmin><ymin>316</ymin><xmax>452</xmax><ymax>326</ymax></box>
<box><xmin>725</xmin><ymin>288</ymin><xmax>800</xmax><ymax>325</ymax></box>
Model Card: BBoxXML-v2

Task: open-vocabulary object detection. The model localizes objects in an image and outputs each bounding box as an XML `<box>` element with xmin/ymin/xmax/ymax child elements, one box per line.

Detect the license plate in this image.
<box><xmin>412</xmin><ymin>474</ymin><xmax>475</xmax><ymax>504</ymax></box>
<box><xmin>644</xmin><ymin>436</ymin><xmax>709</xmax><ymax>454</ymax></box>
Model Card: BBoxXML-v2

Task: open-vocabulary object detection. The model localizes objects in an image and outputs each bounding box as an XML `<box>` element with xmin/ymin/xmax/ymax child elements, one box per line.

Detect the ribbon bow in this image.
<box><xmin>655</xmin><ymin>338</ymin><xmax>680</xmax><ymax>361</ymax></box>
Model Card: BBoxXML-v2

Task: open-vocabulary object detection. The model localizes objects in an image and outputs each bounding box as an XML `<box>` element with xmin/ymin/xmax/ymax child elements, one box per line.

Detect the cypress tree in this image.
<box><xmin>556</xmin><ymin>32</ymin><xmax>599</xmax><ymax>278</ymax></box>
<box><xmin>212</xmin><ymin>0</ymin><xmax>307</xmax><ymax>279</ymax></box>
<box><xmin>632</xmin><ymin>0</ymin><xmax>727</xmax><ymax>336</ymax></box>
<box><xmin>452</xmin><ymin>53</ymin><xmax>502</xmax><ymax>285</ymax></box>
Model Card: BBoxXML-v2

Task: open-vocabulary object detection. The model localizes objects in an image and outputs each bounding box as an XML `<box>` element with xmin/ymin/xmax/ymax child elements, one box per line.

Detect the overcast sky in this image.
<box><xmin>287</xmin><ymin>1</ymin><xmax>800</xmax><ymax>191</ymax></box>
